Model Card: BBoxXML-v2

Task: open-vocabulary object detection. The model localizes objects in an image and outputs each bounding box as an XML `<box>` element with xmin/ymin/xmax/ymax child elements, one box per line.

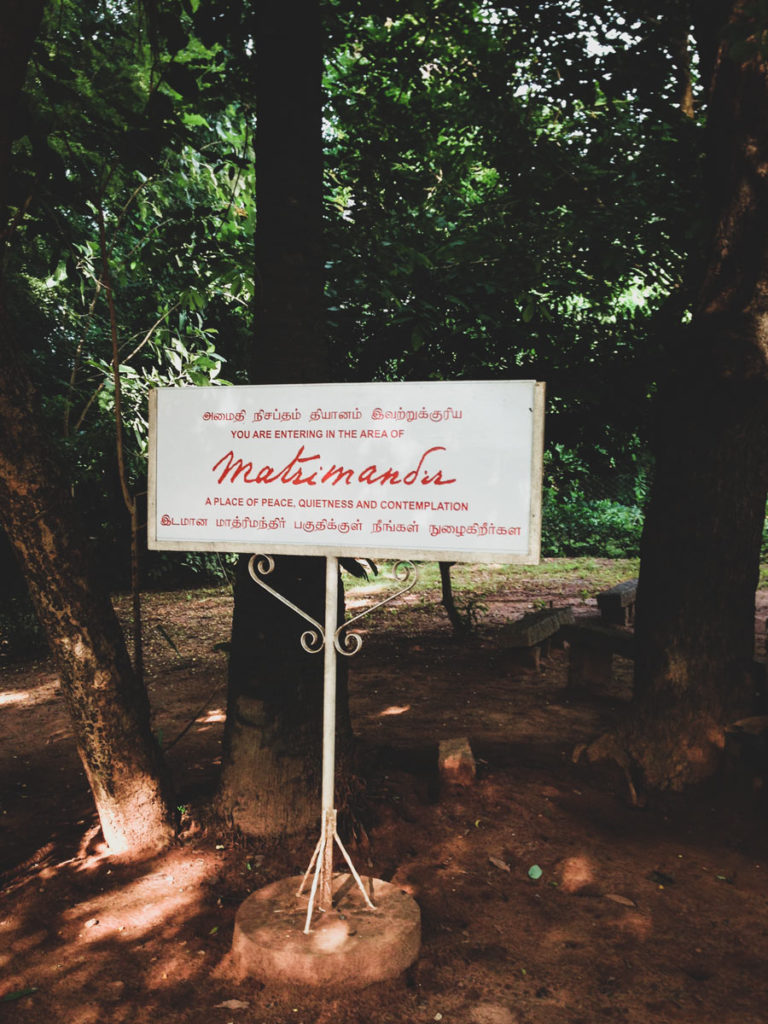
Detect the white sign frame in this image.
<box><xmin>148</xmin><ymin>380</ymin><xmax>545</xmax><ymax>564</ymax></box>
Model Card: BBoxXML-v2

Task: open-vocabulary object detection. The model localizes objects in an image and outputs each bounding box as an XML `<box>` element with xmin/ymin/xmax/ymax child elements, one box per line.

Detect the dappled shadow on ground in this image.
<box><xmin>1</xmin><ymin>566</ymin><xmax>768</xmax><ymax>1023</ymax></box>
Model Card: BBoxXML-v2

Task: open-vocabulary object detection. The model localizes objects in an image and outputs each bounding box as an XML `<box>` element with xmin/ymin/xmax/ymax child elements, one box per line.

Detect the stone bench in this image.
<box><xmin>560</xmin><ymin>620</ymin><xmax>636</xmax><ymax>690</ymax></box>
<box><xmin>597</xmin><ymin>579</ymin><xmax>638</xmax><ymax>626</ymax></box>
<box><xmin>501</xmin><ymin>605</ymin><xmax>575</xmax><ymax>670</ymax></box>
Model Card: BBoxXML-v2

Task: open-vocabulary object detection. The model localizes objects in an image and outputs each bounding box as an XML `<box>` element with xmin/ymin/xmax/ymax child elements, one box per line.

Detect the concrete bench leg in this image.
<box><xmin>568</xmin><ymin>644</ymin><xmax>613</xmax><ymax>689</ymax></box>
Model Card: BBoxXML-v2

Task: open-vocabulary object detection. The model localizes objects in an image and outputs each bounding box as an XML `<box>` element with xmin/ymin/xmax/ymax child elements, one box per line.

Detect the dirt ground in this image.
<box><xmin>2</xmin><ymin>560</ymin><xmax>768</xmax><ymax>1024</ymax></box>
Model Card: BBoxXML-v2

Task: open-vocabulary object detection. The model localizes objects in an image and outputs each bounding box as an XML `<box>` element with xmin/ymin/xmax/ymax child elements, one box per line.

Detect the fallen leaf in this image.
<box><xmin>1</xmin><ymin>988</ymin><xmax>38</xmax><ymax>1004</ymax></box>
<box><xmin>489</xmin><ymin>856</ymin><xmax>510</xmax><ymax>873</ymax></box>
<box><xmin>214</xmin><ymin>1000</ymin><xmax>250</xmax><ymax>1010</ymax></box>
<box><xmin>604</xmin><ymin>893</ymin><xmax>636</xmax><ymax>907</ymax></box>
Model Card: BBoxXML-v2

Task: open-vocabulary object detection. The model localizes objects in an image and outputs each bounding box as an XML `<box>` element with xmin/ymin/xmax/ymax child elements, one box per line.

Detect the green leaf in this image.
<box><xmin>1</xmin><ymin>988</ymin><xmax>38</xmax><ymax>1003</ymax></box>
<box><xmin>182</xmin><ymin>112</ymin><xmax>210</xmax><ymax>129</ymax></box>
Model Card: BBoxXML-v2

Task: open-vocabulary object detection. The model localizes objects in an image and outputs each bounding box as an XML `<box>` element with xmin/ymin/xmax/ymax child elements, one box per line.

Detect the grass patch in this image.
<box><xmin>343</xmin><ymin>557</ymin><xmax>640</xmax><ymax>599</ymax></box>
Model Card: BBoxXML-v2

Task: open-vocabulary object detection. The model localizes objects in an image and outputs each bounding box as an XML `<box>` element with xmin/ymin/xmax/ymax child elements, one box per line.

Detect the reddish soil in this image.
<box><xmin>2</xmin><ymin>562</ymin><xmax>768</xmax><ymax>1024</ymax></box>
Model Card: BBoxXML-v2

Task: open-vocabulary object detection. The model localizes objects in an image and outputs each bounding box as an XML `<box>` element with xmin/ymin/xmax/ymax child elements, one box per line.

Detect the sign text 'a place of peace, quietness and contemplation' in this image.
<box><xmin>148</xmin><ymin>380</ymin><xmax>544</xmax><ymax>564</ymax></box>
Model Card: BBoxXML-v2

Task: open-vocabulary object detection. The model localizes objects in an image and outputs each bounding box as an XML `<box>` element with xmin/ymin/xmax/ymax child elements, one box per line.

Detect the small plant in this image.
<box><xmin>461</xmin><ymin>596</ymin><xmax>488</xmax><ymax>631</ymax></box>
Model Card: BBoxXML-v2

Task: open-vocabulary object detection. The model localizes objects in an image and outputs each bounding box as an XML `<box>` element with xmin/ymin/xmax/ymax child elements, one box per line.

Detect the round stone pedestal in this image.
<box><xmin>231</xmin><ymin>873</ymin><xmax>420</xmax><ymax>987</ymax></box>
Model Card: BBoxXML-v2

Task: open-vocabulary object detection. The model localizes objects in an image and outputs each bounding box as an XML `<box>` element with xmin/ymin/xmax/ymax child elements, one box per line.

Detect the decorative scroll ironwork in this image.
<box><xmin>248</xmin><ymin>554</ymin><xmax>418</xmax><ymax>658</ymax></box>
<box><xmin>335</xmin><ymin>560</ymin><xmax>417</xmax><ymax>655</ymax></box>
<box><xmin>247</xmin><ymin>554</ymin><xmax>325</xmax><ymax>653</ymax></box>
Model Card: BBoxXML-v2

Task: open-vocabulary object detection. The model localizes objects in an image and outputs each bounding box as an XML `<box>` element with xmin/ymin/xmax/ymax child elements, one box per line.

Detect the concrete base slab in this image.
<box><xmin>231</xmin><ymin>873</ymin><xmax>421</xmax><ymax>988</ymax></box>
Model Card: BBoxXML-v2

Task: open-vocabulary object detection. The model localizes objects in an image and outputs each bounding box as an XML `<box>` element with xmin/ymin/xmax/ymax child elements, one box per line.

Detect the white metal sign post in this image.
<box><xmin>149</xmin><ymin>380</ymin><xmax>544</xmax><ymax>932</ymax></box>
<box><xmin>245</xmin><ymin>552</ymin><xmax>419</xmax><ymax>929</ymax></box>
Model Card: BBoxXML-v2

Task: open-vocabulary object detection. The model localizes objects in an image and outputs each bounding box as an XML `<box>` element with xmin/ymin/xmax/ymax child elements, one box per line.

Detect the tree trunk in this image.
<box><xmin>0</xmin><ymin>308</ymin><xmax>177</xmax><ymax>854</ymax></box>
<box><xmin>0</xmin><ymin>2</ymin><xmax>176</xmax><ymax>856</ymax></box>
<box><xmin>217</xmin><ymin>0</ymin><xmax>353</xmax><ymax>837</ymax></box>
<box><xmin>218</xmin><ymin>555</ymin><xmax>352</xmax><ymax>836</ymax></box>
<box><xmin>626</xmin><ymin>2</ymin><xmax>768</xmax><ymax>790</ymax></box>
<box><xmin>249</xmin><ymin>0</ymin><xmax>326</xmax><ymax>388</ymax></box>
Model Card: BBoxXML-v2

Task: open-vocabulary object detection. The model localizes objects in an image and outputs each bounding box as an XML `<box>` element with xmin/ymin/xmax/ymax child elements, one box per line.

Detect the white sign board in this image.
<box><xmin>148</xmin><ymin>380</ymin><xmax>545</xmax><ymax>563</ymax></box>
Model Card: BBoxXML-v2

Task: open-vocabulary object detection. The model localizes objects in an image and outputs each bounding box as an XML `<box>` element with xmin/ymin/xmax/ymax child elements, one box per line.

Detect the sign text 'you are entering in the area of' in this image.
<box><xmin>148</xmin><ymin>380</ymin><xmax>545</xmax><ymax>564</ymax></box>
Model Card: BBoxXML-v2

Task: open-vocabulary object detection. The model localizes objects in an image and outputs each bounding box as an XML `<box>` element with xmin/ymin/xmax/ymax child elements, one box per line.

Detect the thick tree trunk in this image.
<box><xmin>249</xmin><ymin>0</ymin><xmax>326</xmax><ymax>387</ymax></box>
<box><xmin>630</xmin><ymin>371</ymin><xmax>768</xmax><ymax>788</ymax></box>
<box><xmin>0</xmin><ymin>308</ymin><xmax>177</xmax><ymax>854</ymax></box>
<box><xmin>0</xmin><ymin>2</ymin><xmax>175</xmax><ymax>855</ymax></box>
<box><xmin>217</xmin><ymin>0</ymin><xmax>352</xmax><ymax>837</ymax></box>
<box><xmin>626</xmin><ymin>2</ymin><xmax>768</xmax><ymax>790</ymax></box>
<box><xmin>218</xmin><ymin>556</ymin><xmax>351</xmax><ymax>836</ymax></box>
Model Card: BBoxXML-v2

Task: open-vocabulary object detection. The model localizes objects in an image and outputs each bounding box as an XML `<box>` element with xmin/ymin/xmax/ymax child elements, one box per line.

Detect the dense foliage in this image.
<box><xmin>1</xmin><ymin>0</ymin><xmax>708</xmax><ymax>592</ymax></box>
<box><xmin>4</xmin><ymin>2</ymin><xmax>257</xmax><ymax>580</ymax></box>
<box><xmin>324</xmin><ymin>2</ymin><xmax>701</xmax><ymax>487</ymax></box>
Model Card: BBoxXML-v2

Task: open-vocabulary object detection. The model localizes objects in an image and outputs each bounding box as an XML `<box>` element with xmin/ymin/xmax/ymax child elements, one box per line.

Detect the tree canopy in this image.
<box><xmin>3</xmin><ymin>0</ymin><xmax>709</xmax><ymax>561</ymax></box>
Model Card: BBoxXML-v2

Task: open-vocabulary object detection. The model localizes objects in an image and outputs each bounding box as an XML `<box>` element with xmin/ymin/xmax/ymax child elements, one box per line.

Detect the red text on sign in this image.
<box><xmin>211</xmin><ymin>445</ymin><xmax>456</xmax><ymax>488</ymax></box>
